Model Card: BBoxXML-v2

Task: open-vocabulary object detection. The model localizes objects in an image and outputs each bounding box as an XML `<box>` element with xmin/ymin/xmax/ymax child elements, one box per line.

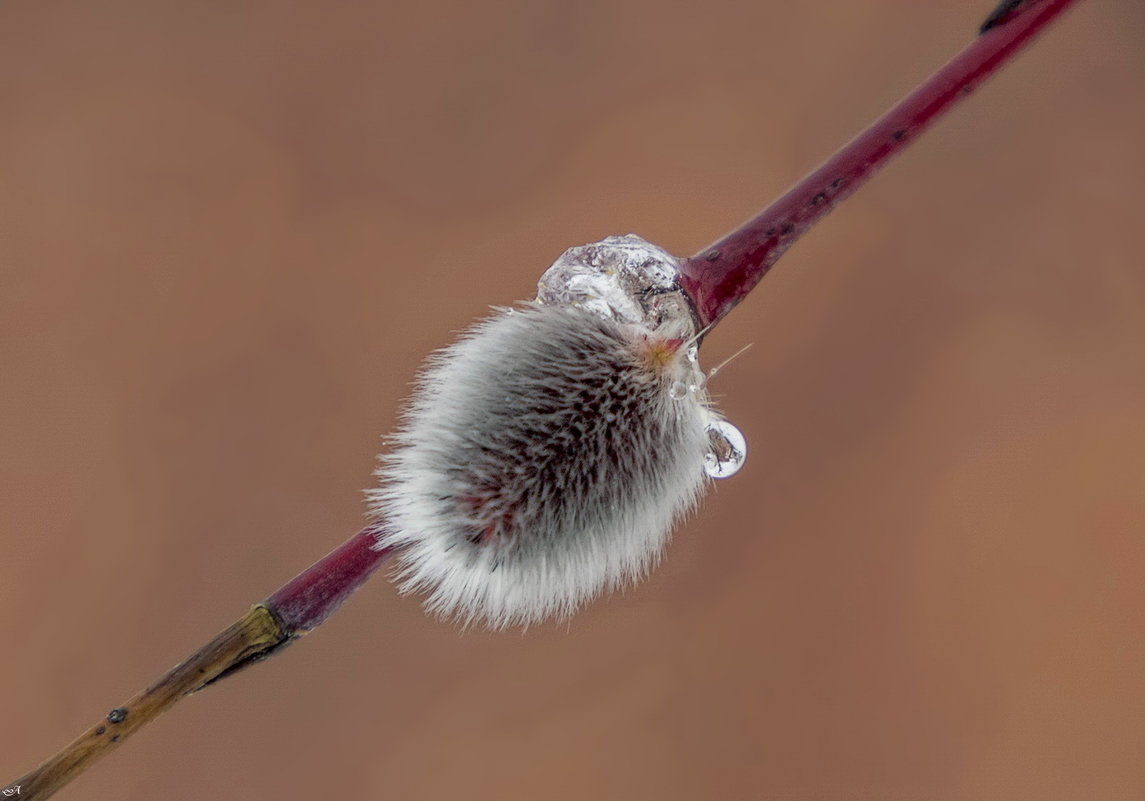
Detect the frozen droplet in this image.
<box><xmin>704</xmin><ymin>420</ymin><xmax>747</xmax><ymax>479</ymax></box>
<box><xmin>535</xmin><ymin>234</ymin><xmax>695</xmax><ymax>337</ymax></box>
<box><xmin>669</xmin><ymin>381</ymin><xmax>689</xmax><ymax>400</ymax></box>
<box><xmin>686</xmin><ymin>345</ymin><xmax>699</xmax><ymax>364</ymax></box>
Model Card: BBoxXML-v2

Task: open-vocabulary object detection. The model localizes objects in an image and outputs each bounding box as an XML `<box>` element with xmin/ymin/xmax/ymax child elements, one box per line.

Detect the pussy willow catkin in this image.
<box><xmin>369</xmin><ymin>236</ymin><xmax>745</xmax><ymax>627</ymax></box>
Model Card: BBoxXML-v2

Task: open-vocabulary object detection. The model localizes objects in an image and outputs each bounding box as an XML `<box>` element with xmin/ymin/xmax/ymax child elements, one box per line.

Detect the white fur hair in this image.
<box><xmin>369</xmin><ymin>303</ymin><xmax>714</xmax><ymax>628</ymax></box>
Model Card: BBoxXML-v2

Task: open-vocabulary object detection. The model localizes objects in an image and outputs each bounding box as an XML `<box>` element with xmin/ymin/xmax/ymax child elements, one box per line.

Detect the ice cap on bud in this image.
<box><xmin>537</xmin><ymin>234</ymin><xmax>697</xmax><ymax>337</ymax></box>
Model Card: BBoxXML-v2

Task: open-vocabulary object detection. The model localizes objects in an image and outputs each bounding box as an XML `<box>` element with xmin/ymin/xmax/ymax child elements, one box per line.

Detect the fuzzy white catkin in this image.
<box><xmin>369</xmin><ymin>302</ymin><xmax>718</xmax><ymax>628</ymax></box>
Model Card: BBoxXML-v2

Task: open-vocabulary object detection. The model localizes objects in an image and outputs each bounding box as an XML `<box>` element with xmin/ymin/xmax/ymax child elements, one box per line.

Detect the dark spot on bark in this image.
<box><xmin>781</xmin><ymin>223</ymin><xmax>795</xmax><ymax>235</ymax></box>
<box><xmin>765</xmin><ymin>226</ymin><xmax>777</xmax><ymax>237</ymax></box>
<box><xmin>107</xmin><ymin>708</ymin><xmax>128</xmax><ymax>724</ymax></box>
<box><xmin>830</xmin><ymin>178</ymin><xmax>843</xmax><ymax>190</ymax></box>
<box><xmin>705</xmin><ymin>249</ymin><xmax>721</xmax><ymax>261</ymax></box>
<box><xmin>111</xmin><ymin>735</ymin><xmax>120</xmax><ymax>743</ymax></box>
<box><xmin>892</xmin><ymin>129</ymin><xmax>907</xmax><ymax>141</ymax></box>
<box><xmin>95</xmin><ymin>726</ymin><xmax>106</xmax><ymax>736</ymax></box>
<box><xmin>961</xmin><ymin>84</ymin><xmax>974</xmax><ymax>95</ymax></box>
<box><xmin>980</xmin><ymin>0</ymin><xmax>1024</xmax><ymax>33</ymax></box>
<box><xmin>810</xmin><ymin>192</ymin><xmax>826</xmax><ymax>206</ymax></box>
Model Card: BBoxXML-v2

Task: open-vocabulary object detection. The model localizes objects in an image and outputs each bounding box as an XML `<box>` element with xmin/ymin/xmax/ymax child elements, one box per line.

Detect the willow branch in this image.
<box><xmin>3</xmin><ymin>1</ymin><xmax>1083</xmax><ymax>798</ymax></box>
<box><xmin>678</xmin><ymin>0</ymin><xmax>1081</xmax><ymax>329</ymax></box>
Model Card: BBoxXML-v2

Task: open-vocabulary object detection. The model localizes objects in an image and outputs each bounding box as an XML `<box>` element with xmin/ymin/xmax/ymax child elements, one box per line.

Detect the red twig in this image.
<box><xmin>678</xmin><ymin>0</ymin><xmax>1082</xmax><ymax>329</ymax></box>
<box><xmin>4</xmin><ymin>3</ymin><xmax>1084</xmax><ymax>797</ymax></box>
<box><xmin>266</xmin><ymin>0</ymin><xmax>1083</xmax><ymax>638</ymax></box>
<box><xmin>266</xmin><ymin>528</ymin><xmax>391</xmax><ymax>632</ymax></box>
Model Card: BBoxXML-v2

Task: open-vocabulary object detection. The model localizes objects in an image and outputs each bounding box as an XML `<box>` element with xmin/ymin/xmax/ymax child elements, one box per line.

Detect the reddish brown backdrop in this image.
<box><xmin>3</xmin><ymin>2</ymin><xmax>1145</xmax><ymax>799</ymax></box>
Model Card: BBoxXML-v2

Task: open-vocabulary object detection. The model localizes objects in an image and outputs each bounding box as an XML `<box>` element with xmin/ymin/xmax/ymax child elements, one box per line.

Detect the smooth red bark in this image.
<box><xmin>266</xmin><ymin>527</ymin><xmax>392</xmax><ymax>632</ymax></box>
<box><xmin>678</xmin><ymin>0</ymin><xmax>1082</xmax><ymax>329</ymax></box>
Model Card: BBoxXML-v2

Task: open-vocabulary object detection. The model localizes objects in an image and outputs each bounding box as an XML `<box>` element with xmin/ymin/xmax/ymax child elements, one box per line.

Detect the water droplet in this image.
<box><xmin>669</xmin><ymin>381</ymin><xmax>688</xmax><ymax>400</ymax></box>
<box><xmin>704</xmin><ymin>420</ymin><xmax>747</xmax><ymax>478</ymax></box>
<box><xmin>686</xmin><ymin>345</ymin><xmax>699</xmax><ymax>364</ymax></box>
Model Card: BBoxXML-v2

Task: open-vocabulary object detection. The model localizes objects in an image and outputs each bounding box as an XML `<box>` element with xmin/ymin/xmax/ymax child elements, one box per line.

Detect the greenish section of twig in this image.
<box><xmin>4</xmin><ymin>605</ymin><xmax>290</xmax><ymax>801</ymax></box>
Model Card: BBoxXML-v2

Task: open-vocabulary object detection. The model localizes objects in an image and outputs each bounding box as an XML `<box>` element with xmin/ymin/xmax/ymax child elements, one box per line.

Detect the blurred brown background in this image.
<box><xmin>3</xmin><ymin>1</ymin><xmax>1145</xmax><ymax>799</ymax></box>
